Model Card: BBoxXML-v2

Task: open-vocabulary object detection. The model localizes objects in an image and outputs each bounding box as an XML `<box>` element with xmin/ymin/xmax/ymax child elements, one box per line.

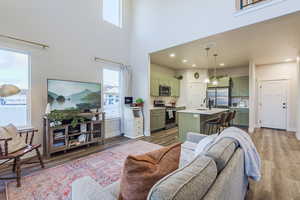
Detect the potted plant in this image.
<box><xmin>135</xmin><ymin>98</ymin><xmax>144</xmax><ymax>107</ymax></box>
<box><xmin>47</xmin><ymin>108</ymin><xmax>86</xmax><ymax>128</ymax></box>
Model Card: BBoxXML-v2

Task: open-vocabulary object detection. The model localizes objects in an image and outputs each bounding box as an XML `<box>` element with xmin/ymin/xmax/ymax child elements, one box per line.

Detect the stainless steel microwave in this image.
<box><xmin>159</xmin><ymin>85</ymin><xmax>171</xmax><ymax>96</ymax></box>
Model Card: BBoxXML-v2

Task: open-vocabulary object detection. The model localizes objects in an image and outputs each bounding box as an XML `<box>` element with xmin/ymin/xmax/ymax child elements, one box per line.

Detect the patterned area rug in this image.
<box><xmin>6</xmin><ymin>140</ymin><xmax>161</xmax><ymax>200</ymax></box>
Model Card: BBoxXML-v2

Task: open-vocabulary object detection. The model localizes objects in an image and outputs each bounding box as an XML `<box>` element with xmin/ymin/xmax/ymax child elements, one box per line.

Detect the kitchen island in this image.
<box><xmin>177</xmin><ymin>108</ymin><xmax>229</xmax><ymax>142</ymax></box>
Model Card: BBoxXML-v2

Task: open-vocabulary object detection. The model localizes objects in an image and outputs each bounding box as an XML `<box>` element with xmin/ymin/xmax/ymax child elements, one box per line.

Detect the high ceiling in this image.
<box><xmin>150</xmin><ymin>11</ymin><xmax>300</xmax><ymax>70</ymax></box>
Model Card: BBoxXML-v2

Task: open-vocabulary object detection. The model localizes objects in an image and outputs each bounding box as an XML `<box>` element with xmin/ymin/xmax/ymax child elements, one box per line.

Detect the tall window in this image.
<box><xmin>0</xmin><ymin>49</ymin><xmax>30</xmax><ymax>126</ymax></box>
<box><xmin>103</xmin><ymin>68</ymin><xmax>121</xmax><ymax>119</ymax></box>
<box><xmin>103</xmin><ymin>0</ymin><xmax>122</xmax><ymax>27</ymax></box>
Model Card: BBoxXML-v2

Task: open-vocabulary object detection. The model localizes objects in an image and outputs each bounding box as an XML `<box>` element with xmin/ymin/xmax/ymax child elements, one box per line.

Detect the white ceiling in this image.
<box><xmin>150</xmin><ymin>11</ymin><xmax>300</xmax><ymax>70</ymax></box>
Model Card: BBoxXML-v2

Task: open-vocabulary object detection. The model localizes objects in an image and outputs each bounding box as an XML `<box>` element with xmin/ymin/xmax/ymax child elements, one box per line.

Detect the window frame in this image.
<box><xmin>102</xmin><ymin>0</ymin><xmax>123</xmax><ymax>28</ymax></box>
<box><xmin>0</xmin><ymin>47</ymin><xmax>31</xmax><ymax>127</ymax></box>
<box><xmin>102</xmin><ymin>66</ymin><xmax>121</xmax><ymax>120</ymax></box>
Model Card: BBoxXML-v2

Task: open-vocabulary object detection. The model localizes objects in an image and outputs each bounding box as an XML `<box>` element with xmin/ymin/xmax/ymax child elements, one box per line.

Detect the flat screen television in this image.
<box><xmin>47</xmin><ymin>79</ymin><xmax>101</xmax><ymax>111</ymax></box>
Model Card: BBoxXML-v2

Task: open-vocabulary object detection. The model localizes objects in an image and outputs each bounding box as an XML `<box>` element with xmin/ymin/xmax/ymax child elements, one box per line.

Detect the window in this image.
<box><xmin>103</xmin><ymin>68</ymin><xmax>121</xmax><ymax>119</ymax></box>
<box><xmin>0</xmin><ymin>49</ymin><xmax>30</xmax><ymax>126</ymax></box>
<box><xmin>103</xmin><ymin>0</ymin><xmax>122</xmax><ymax>27</ymax></box>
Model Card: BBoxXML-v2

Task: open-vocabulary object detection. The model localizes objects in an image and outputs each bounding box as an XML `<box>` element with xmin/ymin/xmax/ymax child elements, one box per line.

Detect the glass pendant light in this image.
<box><xmin>204</xmin><ymin>47</ymin><xmax>211</xmax><ymax>84</ymax></box>
<box><xmin>212</xmin><ymin>54</ymin><xmax>218</xmax><ymax>86</ymax></box>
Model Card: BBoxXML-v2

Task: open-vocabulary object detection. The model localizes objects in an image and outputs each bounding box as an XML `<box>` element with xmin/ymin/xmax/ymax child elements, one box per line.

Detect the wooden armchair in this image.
<box><xmin>0</xmin><ymin>128</ymin><xmax>44</xmax><ymax>187</ymax></box>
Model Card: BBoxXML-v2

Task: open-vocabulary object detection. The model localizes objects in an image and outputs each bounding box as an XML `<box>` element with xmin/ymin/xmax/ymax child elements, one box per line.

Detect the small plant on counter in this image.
<box><xmin>135</xmin><ymin>98</ymin><xmax>144</xmax><ymax>107</ymax></box>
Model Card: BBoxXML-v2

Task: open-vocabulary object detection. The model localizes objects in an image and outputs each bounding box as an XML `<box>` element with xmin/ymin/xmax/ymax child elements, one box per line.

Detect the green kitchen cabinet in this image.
<box><xmin>175</xmin><ymin>106</ymin><xmax>186</xmax><ymax>124</ymax></box>
<box><xmin>207</xmin><ymin>77</ymin><xmax>230</xmax><ymax>88</ymax></box>
<box><xmin>178</xmin><ymin>113</ymin><xmax>201</xmax><ymax>142</ymax></box>
<box><xmin>231</xmin><ymin>108</ymin><xmax>249</xmax><ymax>127</ymax></box>
<box><xmin>171</xmin><ymin>79</ymin><xmax>180</xmax><ymax>97</ymax></box>
<box><xmin>239</xmin><ymin>76</ymin><xmax>249</xmax><ymax>97</ymax></box>
<box><xmin>231</xmin><ymin>77</ymin><xmax>240</xmax><ymax>97</ymax></box>
<box><xmin>217</xmin><ymin>77</ymin><xmax>230</xmax><ymax>87</ymax></box>
<box><xmin>150</xmin><ymin>78</ymin><xmax>160</xmax><ymax>96</ymax></box>
<box><xmin>150</xmin><ymin>109</ymin><xmax>166</xmax><ymax>132</ymax></box>
<box><xmin>231</xmin><ymin>76</ymin><xmax>249</xmax><ymax>97</ymax></box>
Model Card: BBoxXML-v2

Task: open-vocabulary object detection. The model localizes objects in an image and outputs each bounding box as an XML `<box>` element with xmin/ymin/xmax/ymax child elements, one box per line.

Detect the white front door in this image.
<box><xmin>259</xmin><ymin>80</ymin><xmax>288</xmax><ymax>130</ymax></box>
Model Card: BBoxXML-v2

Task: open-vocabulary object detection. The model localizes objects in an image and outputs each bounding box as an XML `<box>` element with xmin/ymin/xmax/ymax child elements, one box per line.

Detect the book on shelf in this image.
<box><xmin>53</xmin><ymin>142</ymin><xmax>65</xmax><ymax>148</ymax></box>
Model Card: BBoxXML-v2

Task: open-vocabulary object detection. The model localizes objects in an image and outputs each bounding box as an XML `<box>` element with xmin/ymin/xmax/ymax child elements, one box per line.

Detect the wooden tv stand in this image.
<box><xmin>43</xmin><ymin>112</ymin><xmax>105</xmax><ymax>158</ymax></box>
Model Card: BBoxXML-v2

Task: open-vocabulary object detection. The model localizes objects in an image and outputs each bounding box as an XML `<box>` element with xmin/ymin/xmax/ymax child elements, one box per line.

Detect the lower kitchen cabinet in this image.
<box><xmin>150</xmin><ymin>109</ymin><xmax>166</xmax><ymax>132</ymax></box>
<box><xmin>176</xmin><ymin>106</ymin><xmax>186</xmax><ymax>124</ymax></box>
<box><xmin>231</xmin><ymin>108</ymin><xmax>249</xmax><ymax>127</ymax></box>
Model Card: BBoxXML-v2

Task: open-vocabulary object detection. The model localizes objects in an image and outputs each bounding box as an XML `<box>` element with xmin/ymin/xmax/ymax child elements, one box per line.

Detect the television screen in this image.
<box><xmin>47</xmin><ymin>79</ymin><xmax>101</xmax><ymax>111</ymax></box>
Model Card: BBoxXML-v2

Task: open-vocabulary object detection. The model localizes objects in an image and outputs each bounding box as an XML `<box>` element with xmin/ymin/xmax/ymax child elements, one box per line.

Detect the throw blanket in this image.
<box><xmin>195</xmin><ymin>127</ymin><xmax>261</xmax><ymax>181</ymax></box>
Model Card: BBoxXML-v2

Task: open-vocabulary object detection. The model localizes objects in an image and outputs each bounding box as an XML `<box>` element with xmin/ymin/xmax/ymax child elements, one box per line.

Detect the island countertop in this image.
<box><xmin>177</xmin><ymin>108</ymin><xmax>229</xmax><ymax>115</ymax></box>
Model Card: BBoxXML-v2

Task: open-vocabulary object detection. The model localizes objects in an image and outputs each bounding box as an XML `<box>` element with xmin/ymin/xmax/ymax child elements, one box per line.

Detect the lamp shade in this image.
<box><xmin>0</xmin><ymin>84</ymin><xmax>21</xmax><ymax>97</ymax></box>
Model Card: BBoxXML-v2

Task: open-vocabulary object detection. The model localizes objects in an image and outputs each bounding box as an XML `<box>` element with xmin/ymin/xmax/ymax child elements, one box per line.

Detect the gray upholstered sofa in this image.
<box><xmin>72</xmin><ymin>132</ymin><xmax>249</xmax><ymax>200</ymax></box>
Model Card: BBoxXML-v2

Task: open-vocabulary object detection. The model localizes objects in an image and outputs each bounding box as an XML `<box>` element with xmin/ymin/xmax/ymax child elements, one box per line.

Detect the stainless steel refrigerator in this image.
<box><xmin>207</xmin><ymin>87</ymin><xmax>230</xmax><ymax>108</ymax></box>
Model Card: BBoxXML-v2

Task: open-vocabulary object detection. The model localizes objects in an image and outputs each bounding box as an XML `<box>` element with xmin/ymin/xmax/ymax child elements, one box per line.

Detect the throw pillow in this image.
<box><xmin>0</xmin><ymin>124</ymin><xmax>27</xmax><ymax>153</ymax></box>
<box><xmin>118</xmin><ymin>142</ymin><xmax>181</xmax><ymax>200</ymax></box>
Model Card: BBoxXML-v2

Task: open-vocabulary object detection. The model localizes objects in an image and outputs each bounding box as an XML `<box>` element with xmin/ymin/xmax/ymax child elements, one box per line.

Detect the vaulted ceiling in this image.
<box><xmin>150</xmin><ymin>11</ymin><xmax>300</xmax><ymax>69</ymax></box>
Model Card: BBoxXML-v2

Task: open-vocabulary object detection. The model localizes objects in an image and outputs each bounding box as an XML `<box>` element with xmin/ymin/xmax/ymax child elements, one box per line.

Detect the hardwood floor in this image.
<box><xmin>0</xmin><ymin>127</ymin><xmax>299</xmax><ymax>199</ymax></box>
<box><xmin>246</xmin><ymin>128</ymin><xmax>300</xmax><ymax>200</ymax></box>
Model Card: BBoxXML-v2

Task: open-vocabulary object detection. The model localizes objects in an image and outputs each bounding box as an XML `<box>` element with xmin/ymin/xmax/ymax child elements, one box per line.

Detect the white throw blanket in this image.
<box><xmin>195</xmin><ymin>127</ymin><xmax>261</xmax><ymax>181</ymax></box>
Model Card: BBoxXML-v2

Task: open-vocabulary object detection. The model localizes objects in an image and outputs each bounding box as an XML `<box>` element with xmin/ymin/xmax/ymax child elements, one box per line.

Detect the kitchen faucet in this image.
<box><xmin>203</xmin><ymin>97</ymin><xmax>213</xmax><ymax>110</ymax></box>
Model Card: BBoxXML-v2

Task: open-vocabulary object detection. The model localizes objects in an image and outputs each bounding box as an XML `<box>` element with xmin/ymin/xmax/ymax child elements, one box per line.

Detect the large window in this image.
<box><xmin>0</xmin><ymin>49</ymin><xmax>30</xmax><ymax>126</ymax></box>
<box><xmin>103</xmin><ymin>0</ymin><xmax>122</xmax><ymax>27</ymax></box>
<box><xmin>103</xmin><ymin>68</ymin><xmax>121</xmax><ymax>119</ymax></box>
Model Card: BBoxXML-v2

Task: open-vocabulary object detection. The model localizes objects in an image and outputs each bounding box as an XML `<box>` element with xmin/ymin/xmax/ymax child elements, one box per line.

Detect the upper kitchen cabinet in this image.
<box><xmin>150</xmin><ymin>77</ymin><xmax>160</xmax><ymax>96</ymax></box>
<box><xmin>231</xmin><ymin>76</ymin><xmax>249</xmax><ymax>97</ymax></box>
<box><xmin>171</xmin><ymin>79</ymin><xmax>180</xmax><ymax>97</ymax></box>
<box><xmin>150</xmin><ymin>75</ymin><xmax>180</xmax><ymax>97</ymax></box>
<box><xmin>207</xmin><ymin>77</ymin><xmax>230</xmax><ymax>88</ymax></box>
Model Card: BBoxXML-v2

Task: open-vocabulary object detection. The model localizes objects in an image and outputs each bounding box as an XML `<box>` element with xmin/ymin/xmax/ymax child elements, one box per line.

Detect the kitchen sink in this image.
<box><xmin>197</xmin><ymin>108</ymin><xmax>208</xmax><ymax>111</ymax></box>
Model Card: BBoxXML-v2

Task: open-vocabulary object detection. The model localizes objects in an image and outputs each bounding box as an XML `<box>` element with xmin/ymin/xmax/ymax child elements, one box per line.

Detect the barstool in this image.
<box><xmin>205</xmin><ymin>113</ymin><xmax>226</xmax><ymax>135</ymax></box>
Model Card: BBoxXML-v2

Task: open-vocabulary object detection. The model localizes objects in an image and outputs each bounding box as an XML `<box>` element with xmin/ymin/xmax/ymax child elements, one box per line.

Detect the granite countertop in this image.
<box><xmin>150</xmin><ymin>105</ymin><xmax>186</xmax><ymax>110</ymax></box>
<box><xmin>177</xmin><ymin>108</ymin><xmax>229</xmax><ymax>115</ymax></box>
<box><xmin>150</xmin><ymin>107</ymin><xmax>166</xmax><ymax>110</ymax></box>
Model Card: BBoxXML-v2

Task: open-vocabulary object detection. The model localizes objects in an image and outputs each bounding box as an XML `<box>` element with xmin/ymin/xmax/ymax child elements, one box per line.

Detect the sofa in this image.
<box><xmin>72</xmin><ymin>132</ymin><xmax>249</xmax><ymax>200</ymax></box>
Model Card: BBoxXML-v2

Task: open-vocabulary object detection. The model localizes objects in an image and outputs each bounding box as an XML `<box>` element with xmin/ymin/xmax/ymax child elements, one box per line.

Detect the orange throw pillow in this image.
<box><xmin>118</xmin><ymin>143</ymin><xmax>181</xmax><ymax>200</ymax></box>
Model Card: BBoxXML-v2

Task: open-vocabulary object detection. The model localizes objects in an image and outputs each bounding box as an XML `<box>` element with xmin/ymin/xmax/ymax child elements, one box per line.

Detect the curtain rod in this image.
<box><xmin>94</xmin><ymin>57</ymin><xmax>126</xmax><ymax>66</ymax></box>
<box><xmin>0</xmin><ymin>34</ymin><xmax>49</xmax><ymax>49</ymax></box>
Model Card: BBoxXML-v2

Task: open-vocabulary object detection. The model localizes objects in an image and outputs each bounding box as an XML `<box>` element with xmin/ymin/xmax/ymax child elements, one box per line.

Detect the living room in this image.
<box><xmin>0</xmin><ymin>0</ymin><xmax>300</xmax><ymax>200</ymax></box>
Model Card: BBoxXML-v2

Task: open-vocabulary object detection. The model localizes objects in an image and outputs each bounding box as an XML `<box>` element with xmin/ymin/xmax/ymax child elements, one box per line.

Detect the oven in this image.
<box><xmin>165</xmin><ymin>107</ymin><xmax>176</xmax><ymax>129</ymax></box>
<box><xmin>159</xmin><ymin>85</ymin><xmax>171</xmax><ymax>96</ymax></box>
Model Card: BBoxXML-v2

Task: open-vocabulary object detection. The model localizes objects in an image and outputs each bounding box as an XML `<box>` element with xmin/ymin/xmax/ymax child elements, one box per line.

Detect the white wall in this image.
<box><xmin>255</xmin><ymin>62</ymin><xmax>298</xmax><ymax>132</ymax></box>
<box><xmin>0</xmin><ymin>0</ymin><xmax>132</xmax><ymax>148</ymax></box>
<box><xmin>176</xmin><ymin>69</ymin><xmax>208</xmax><ymax>108</ymax></box>
<box><xmin>130</xmin><ymin>0</ymin><xmax>300</xmax><ymax>135</ymax></box>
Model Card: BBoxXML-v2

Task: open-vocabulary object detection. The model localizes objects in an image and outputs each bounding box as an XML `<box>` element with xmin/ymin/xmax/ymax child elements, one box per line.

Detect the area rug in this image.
<box><xmin>6</xmin><ymin>140</ymin><xmax>161</xmax><ymax>200</ymax></box>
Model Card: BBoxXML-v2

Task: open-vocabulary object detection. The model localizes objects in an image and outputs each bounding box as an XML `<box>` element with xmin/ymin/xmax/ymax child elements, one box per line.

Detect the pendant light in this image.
<box><xmin>212</xmin><ymin>54</ymin><xmax>218</xmax><ymax>86</ymax></box>
<box><xmin>204</xmin><ymin>47</ymin><xmax>211</xmax><ymax>84</ymax></box>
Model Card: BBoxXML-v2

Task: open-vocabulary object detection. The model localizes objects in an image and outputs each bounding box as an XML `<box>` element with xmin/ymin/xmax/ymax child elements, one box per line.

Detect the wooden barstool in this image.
<box><xmin>205</xmin><ymin>113</ymin><xmax>226</xmax><ymax>135</ymax></box>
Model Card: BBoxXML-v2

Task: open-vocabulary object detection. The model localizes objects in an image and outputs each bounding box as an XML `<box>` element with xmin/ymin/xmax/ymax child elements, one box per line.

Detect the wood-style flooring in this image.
<box><xmin>0</xmin><ymin>127</ymin><xmax>299</xmax><ymax>200</ymax></box>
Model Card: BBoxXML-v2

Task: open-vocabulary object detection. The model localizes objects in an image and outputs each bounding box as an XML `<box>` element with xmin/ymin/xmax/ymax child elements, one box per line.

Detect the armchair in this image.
<box><xmin>0</xmin><ymin>127</ymin><xmax>44</xmax><ymax>187</ymax></box>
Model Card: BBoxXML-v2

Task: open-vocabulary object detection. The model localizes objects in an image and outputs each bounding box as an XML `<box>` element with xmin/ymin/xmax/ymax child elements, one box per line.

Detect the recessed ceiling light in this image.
<box><xmin>192</xmin><ymin>64</ymin><xmax>196</xmax><ymax>67</ymax></box>
<box><xmin>169</xmin><ymin>53</ymin><xmax>176</xmax><ymax>58</ymax></box>
<box><xmin>219</xmin><ymin>63</ymin><xmax>225</xmax><ymax>66</ymax></box>
<box><xmin>285</xmin><ymin>58</ymin><xmax>293</xmax><ymax>62</ymax></box>
<box><xmin>182</xmin><ymin>59</ymin><xmax>188</xmax><ymax>63</ymax></box>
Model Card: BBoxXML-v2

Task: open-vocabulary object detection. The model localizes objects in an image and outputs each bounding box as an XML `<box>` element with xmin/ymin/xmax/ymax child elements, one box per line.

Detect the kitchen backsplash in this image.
<box><xmin>231</xmin><ymin>97</ymin><xmax>249</xmax><ymax>107</ymax></box>
<box><xmin>150</xmin><ymin>96</ymin><xmax>179</xmax><ymax>105</ymax></box>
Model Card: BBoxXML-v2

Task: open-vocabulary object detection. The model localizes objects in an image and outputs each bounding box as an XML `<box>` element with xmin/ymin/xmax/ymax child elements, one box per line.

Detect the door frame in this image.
<box><xmin>257</xmin><ymin>79</ymin><xmax>290</xmax><ymax>130</ymax></box>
